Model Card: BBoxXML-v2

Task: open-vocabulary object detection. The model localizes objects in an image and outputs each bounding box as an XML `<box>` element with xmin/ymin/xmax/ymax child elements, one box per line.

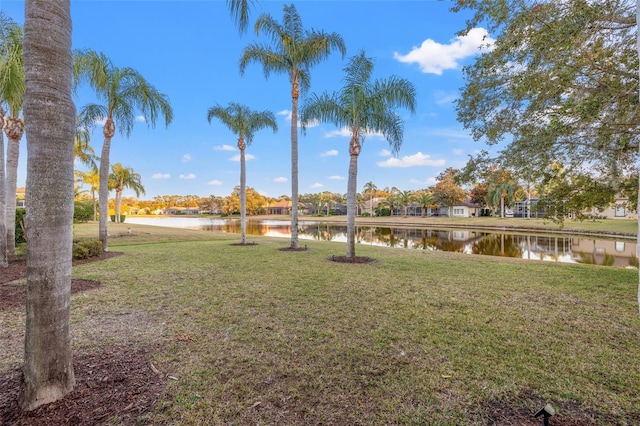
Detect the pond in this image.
<box><xmin>125</xmin><ymin>216</ymin><xmax>638</xmax><ymax>268</ymax></box>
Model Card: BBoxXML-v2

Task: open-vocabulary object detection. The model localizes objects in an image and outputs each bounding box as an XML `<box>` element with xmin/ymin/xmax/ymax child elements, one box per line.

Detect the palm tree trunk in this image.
<box><xmin>92</xmin><ymin>189</ymin><xmax>97</xmax><ymax>221</ymax></box>
<box><xmin>289</xmin><ymin>79</ymin><xmax>299</xmax><ymax>249</ymax></box>
<box><xmin>115</xmin><ymin>189</ymin><xmax>122</xmax><ymax>223</ymax></box>
<box><xmin>0</xmin><ymin>109</ymin><xmax>7</xmax><ymax>268</ymax></box>
<box><xmin>346</xmin><ymin>148</ymin><xmax>359</xmax><ymax>258</ymax></box>
<box><xmin>240</xmin><ymin>148</ymin><xmax>247</xmax><ymax>245</ymax></box>
<box><xmin>5</xmin><ymin>131</ymin><xmax>21</xmax><ymax>256</ymax></box>
<box><xmin>21</xmin><ymin>0</ymin><xmax>76</xmax><ymax>409</ymax></box>
<box><xmin>98</xmin><ymin>136</ymin><xmax>112</xmax><ymax>251</ymax></box>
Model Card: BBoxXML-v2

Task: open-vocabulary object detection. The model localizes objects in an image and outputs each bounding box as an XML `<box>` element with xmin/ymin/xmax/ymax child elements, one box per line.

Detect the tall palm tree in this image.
<box><xmin>239</xmin><ymin>3</ymin><xmax>346</xmax><ymax>249</ymax></box>
<box><xmin>301</xmin><ymin>51</ymin><xmax>416</xmax><ymax>258</ymax></box>
<box><xmin>109</xmin><ymin>163</ymin><xmax>145</xmax><ymax>223</ymax></box>
<box><xmin>21</xmin><ymin>0</ymin><xmax>75</xmax><ymax>409</ymax></box>
<box><xmin>0</xmin><ymin>20</ymin><xmax>24</xmax><ymax>258</ymax></box>
<box><xmin>363</xmin><ymin>181</ymin><xmax>377</xmax><ymax>217</ymax></box>
<box><xmin>207</xmin><ymin>102</ymin><xmax>277</xmax><ymax>245</ymax></box>
<box><xmin>73</xmin><ymin>49</ymin><xmax>173</xmax><ymax>251</ymax></box>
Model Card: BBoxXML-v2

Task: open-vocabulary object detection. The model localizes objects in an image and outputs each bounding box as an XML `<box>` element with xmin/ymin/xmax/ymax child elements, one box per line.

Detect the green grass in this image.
<box><xmin>53</xmin><ymin>223</ymin><xmax>640</xmax><ymax>424</ymax></box>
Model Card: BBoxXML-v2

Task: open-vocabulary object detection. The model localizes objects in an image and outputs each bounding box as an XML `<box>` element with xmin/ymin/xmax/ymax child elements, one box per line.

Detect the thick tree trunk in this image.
<box><xmin>346</xmin><ymin>153</ymin><xmax>359</xmax><ymax>258</ymax></box>
<box><xmin>240</xmin><ymin>147</ymin><xmax>247</xmax><ymax>245</ymax></box>
<box><xmin>636</xmin><ymin>0</ymin><xmax>639</xmax><ymax>315</ymax></box>
<box><xmin>21</xmin><ymin>0</ymin><xmax>76</xmax><ymax>410</ymax></box>
<box><xmin>289</xmin><ymin>79</ymin><xmax>299</xmax><ymax>249</ymax></box>
<box><xmin>99</xmin><ymin>136</ymin><xmax>112</xmax><ymax>251</ymax></box>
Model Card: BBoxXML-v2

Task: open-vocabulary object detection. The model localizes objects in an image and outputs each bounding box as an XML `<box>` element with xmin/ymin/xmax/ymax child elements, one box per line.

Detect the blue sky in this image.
<box><xmin>4</xmin><ymin>0</ymin><xmax>499</xmax><ymax>199</ymax></box>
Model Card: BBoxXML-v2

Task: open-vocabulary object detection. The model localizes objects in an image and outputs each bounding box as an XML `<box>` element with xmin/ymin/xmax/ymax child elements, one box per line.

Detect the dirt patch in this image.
<box><xmin>230</xmin><ymin>242</ymin><xmax>258</xmax><ymax>246</ymax></box>
<box><xmin>0</xmin><ymin>344</ymin><xmax>167</xmax><ymax>425</ymax></box>
<box><xmin>1</xmin><ymin>252</ymin><xmax>122</xmax><ymax>311</ymax></box>
<box><xmin>278</xmin><ymin>247</ymin><xmax>308</xmax><ymax>252</ymax></box>
<box><xmin>0</xmin><ymin>251</ymin><xmax>122</xmax><ymax>285</ymax></box>
<box><xmin>1</xmin><ymin>252</ymin><xmax>169</xmax><ymax>425</ymax></box>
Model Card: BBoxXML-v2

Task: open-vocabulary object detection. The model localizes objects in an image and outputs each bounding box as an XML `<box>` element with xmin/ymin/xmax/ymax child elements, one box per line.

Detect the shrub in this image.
<box><xmin>74</xmin><ymin>201</ymin><xmax>94</xmax><ymax>223</ymax></box>
<box><xmin>72</xmin><ymin>238</ymin><xmax>103</xmax><ymax>260</ymax></box>
<box><xmin>110</xmin><ymin>215</ymin><xmax>126</xmax><ymax>223</ymax></box>
<box><xmin>15</xmin><ymin>208</ymin><xmax>26</xmax><ymax>244</ymax></box>
<box><xmin>361</xmin><ymin>212</ymin><xmax>371</xmax><ymax>217</ymax></box>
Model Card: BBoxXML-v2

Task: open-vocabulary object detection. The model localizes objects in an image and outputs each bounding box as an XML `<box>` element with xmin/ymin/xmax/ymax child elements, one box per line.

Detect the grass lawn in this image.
<box><xmin>5</xmin><ymin>222</ymin><xmax>640</xmax><ymax>424</ymax></box>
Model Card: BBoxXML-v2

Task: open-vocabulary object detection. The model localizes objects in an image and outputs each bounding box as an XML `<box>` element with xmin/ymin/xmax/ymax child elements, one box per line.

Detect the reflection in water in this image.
<box><xmin>126</xmin><ymin>217</ymin><xmax>637</xmax><ymax>268</ymax></box>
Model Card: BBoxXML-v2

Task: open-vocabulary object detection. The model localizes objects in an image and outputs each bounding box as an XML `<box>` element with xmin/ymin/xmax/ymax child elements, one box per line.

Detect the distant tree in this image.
<box><xmin>396</xmin><ymin>190</ymin><xmax>415</xmax><ymax>217</ymax></box>
<box><xmin>240</xmin><ymin>3</ymin><xmax>346</xmax><ymax>249</ymax></box>
<box><xmin>415</xmin><ymin>190</ymin><xmax>436</xmax><ymax>217</ymax></box>
<box><xmin>301</xmin><ymin>51</ymin><xmax>416</xmax><ymax>258</ymax></box>
<box><xmin>74</xmin><ymin>49</ymin><xmax>173</xmax><ymax>251</ymax></box>
<box><xmin>363</xmin><ymin>181</ymin><xmax>377</xmax><ymax>217</ymax></box>
<box><xmin>432</xmin><ymin>168</ymin><xmax>466</xmax><ymax>216</ymax></box>
<box><xmin>109</xmin><ymin>163</ymin><xmax>145</xmax><ymax>223</ymax></box>
<box><xmin>207</xmin><ymin>102</ymin><xmax>277</xmax><ymax>244</ymax></box>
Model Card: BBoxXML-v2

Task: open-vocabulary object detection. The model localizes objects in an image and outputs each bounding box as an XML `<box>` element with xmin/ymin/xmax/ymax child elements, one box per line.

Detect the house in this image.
<box><xmin>436</xmin><ymin>200</ymin><xmax>482</xmax><ymax>217</ymax></box>
<box><xmin>16</xmin><ymin>187</ymin><xmax>26</xmax><ymax>207</ymax></box>
<box><xmin>267</xmin><ymin>199</ymin><xmax>291</xmax><ymax>215</ymax></box>
<box><xmin>162</xmin><ymin>207</ymin><xmax>200</xmax><ymax>215</ymax></box>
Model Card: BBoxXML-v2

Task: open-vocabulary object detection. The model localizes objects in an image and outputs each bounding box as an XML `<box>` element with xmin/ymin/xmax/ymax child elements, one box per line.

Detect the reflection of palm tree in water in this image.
<box><xmin>472</xmin><ymin>234</ymin><xmax>522</xmax><ymax>257</ymax></box>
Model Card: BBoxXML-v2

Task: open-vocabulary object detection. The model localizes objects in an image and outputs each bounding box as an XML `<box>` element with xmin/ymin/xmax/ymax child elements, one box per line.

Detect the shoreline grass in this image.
<box><xmin>5</xmin><ymin>223</ymin><xmax>640</xmax><ymax>424</ymax></box>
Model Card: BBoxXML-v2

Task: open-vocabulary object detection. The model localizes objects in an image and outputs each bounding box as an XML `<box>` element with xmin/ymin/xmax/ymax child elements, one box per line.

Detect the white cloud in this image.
<box><xmin>182</xmin><ymin>154</ymin><xmax>192</xmax><ymax>162</ymax></box>
<box><xmin>230</xmin><ymin>154</ymin><xmax>256</xmax><ymax>162</ymax></box>
<box><xmin>377</xmin><ymin>152</ymin><xmax>446</xmax><ymax>168</ymax></box>
<box><xmin>208</xmin><ymin>179</ymin><xmax>222</xmax><ymax>186</ymax></box>
<box><xmin>379</xmin><ymin>149</ymin><xmax>392</xmax><ymax>157</ymax></box>
<box><xmin>274</xmin><ymin>177</ymin><xmax>288</xmax><ymax>183</ymax></box>
<box><xmin>325</xmin><ymin>128</ymin><xmax>351</xmax><ymax>138</ymax></box>
<box><xmin>394</xmin><ymin>27</ymin><xmax>495</xmax><ymax>75</ymax></box>
<box><xmin>94</xmin><ymin>117</ymin><xmax>107</xmax><ymax>126</ymax></box>
<box><xmin>320</xmin><ymin>149</ymin><xmax>338</xmax><ymax>157</ymax></box>
<box><xmin>324</xmin><ymin>127</ymin><xmax>383</xmax><ymax>139</ymax></box>
<box><xmin>278</xmin><ymin>110</ymin><xmax>292</xmax><ymax>121</ymax></box>
<box><xmin>328</xmin><ymin>175</ymin><xmax>344</xmax><ymax>180</ymax></box>
<box><xmin>152</xmin><ymin>173</ymin><xmax>171</xmax><ymax>179</ymax></box>
<box><xmin>179</xmin><ymin>173</ymin><xmax>196</xmax><ymax>179</ymax></box>
<box><xmin>311</xmin><ymin>183</ymin><xmax>324</xmax><ymax>189</ymax></box>
<box><xmin>453</xmin><ymin>148</ymin><xmax>465</xmax><ymax>155</ymax></box>
<box><xmin>215</xmin><ymin>144</ymin><xmax>236</xmax><ymax>151</ymax></box>
<box><xmin>135</xmin><ymin>115</ymin><xmax>146</xmax><ymax>122</ymax></box>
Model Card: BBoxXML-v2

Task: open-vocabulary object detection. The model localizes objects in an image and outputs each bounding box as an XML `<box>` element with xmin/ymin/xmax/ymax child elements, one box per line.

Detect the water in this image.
<box><xmin>125</xmin><ymin>217</ymin><xmax>637</xmax><ymax>268</ymax></box>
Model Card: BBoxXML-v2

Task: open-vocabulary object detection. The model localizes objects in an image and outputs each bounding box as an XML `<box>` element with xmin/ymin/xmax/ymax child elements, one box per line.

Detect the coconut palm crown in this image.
<box><xmin>207</xmin><ymin>102</ymin><xmax>278</xmax><ymax>245</ymax></box>
<box><xmin>73</xmin><ymin>49</ymin><xmax>173</xmax><ymax>252</ymax></box>
<box><xmin>301</xmin><ymin>51</ymin><xmax>416</xmax><ymax>258</ymax></box>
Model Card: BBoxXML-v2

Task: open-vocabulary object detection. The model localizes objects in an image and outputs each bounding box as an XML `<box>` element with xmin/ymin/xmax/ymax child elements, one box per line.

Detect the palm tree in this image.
<box><xmin>74</xmin><ymin>118</ymin><xmax>98</xmax><ymax>170</ymax></box>
<box><xmin>73</xmin><ymin>50</ymin><xmax>173</xmax><ymax>251</ymax></box>
<box><xmin>301</xmin><ymin>51</ymin><xmax>416</xmax><ymax>258</ymax></box>
<box><xmin>0</xmin><ymin>20</ymin><xmax>24</xmax><ymax>258</ymax></box>
<box><xmin>487</xmin><ymin>181</ymin><xmax>520</xmax><ymax>218</ymax></box>
<box><xmin>207</xmin><ymin>102</ymin><xmax>277</xmax><ymax>245</ymax></box>
<box><xmin>239</xmin><ymin>3</ymin><xmax>346</xmax><ymax>249</ymax></box>
<box><xmin>109</xmin><ymin>163</ymin><xmax>145</xmax><ymax>223</ymax></box>
<box><xmin>363</xmin><ymin>181</ymin><xmax>377</xmax><ymax>217</ymax></box>
<box><xmin>397</xmin><ymin>190</ymin><xmax>415</xmax><ymax>217</ymax></box>
<box><xmin>415</xmin><ymin>190</ymin><xmax>435</xmax><ymax>217</ymax></box>
<box><xmin>80</xmin><ymin>169</ymin><xmax>100</xmax><ymax>221</ymax></box>
<box><xmin>21</xmin><ymin>0</ymin><xmax>75</xmax><ymax>409</ymax></box>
